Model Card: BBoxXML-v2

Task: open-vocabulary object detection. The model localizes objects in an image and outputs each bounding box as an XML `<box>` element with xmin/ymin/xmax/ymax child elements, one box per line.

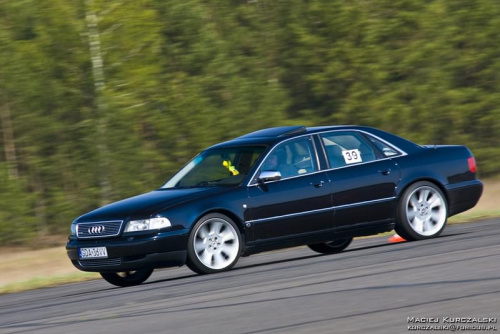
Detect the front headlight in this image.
<box><xmin>124</xmin><ymin>217</ymin><xmax>171</xmax><ymax>233</ymax></box>
<box><xmin>70</xmin><ymin>223</ymin><xmax>77</xmax><ymax>236</ymax></box>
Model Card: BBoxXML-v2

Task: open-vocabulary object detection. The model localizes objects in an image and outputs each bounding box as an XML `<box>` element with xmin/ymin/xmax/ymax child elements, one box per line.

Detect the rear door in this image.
<box><xmin>319</xmin><ymin>130</ymin><xmax>401</xmax><ymax>231</ymax></box>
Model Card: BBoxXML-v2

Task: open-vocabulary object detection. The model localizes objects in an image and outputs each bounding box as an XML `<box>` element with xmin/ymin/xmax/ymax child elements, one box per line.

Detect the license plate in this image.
<box><xmin>79</xmin><ymin>247</ymin><xmax>108</xmax><ymax>259</ymax></box>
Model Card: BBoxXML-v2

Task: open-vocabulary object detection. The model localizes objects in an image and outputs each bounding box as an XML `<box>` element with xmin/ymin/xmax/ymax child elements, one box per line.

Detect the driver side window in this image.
<box><xmin>262</xmin><ymin>137</ymin><xmax>318</xmax><ymax>179</ymax></box>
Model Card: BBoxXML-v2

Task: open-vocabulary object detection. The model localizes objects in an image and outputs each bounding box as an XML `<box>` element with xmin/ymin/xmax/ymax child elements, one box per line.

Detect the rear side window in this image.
<box><xmin>365</xmin><ymin>134</ymin><xmax>402</xmax><ymax>157</ymax></box>
<box><xmin>320</xmin><ymin>131</ymin><xmax>376</xmax><ymax>168</ymax></box>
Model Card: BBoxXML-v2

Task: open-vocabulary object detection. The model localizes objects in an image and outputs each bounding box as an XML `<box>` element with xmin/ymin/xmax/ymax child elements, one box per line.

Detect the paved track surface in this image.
<box><xmin>1</xmin><ymin>220</ymin><xmax>499</xmax><ymax>334</ymax></box>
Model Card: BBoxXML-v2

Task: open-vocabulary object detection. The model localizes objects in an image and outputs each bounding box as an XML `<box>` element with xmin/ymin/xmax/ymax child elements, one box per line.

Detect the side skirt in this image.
<box><xmin>242</xmin><ymin>220</ymin><xmax>395</xmax><ymax>256</ymax></box>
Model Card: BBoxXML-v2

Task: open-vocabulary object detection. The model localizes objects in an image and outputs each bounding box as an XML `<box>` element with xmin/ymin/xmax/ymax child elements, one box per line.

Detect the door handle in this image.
<box><xmin>378</xmin><ymin>168</ymin><xmax>391</xmax><ymax>175</ymax></box>
<box><xmin>311</xmin><ymin>181</ymin><xmax>325</xmax><ymax>188</ymax></box>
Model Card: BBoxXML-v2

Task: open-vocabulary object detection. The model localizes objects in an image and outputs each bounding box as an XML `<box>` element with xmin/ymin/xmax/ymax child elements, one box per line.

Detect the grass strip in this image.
<box><xmin>0</xmin><ymin>272</ymin><xmax>99</xmax><ymax>294</ymax></box>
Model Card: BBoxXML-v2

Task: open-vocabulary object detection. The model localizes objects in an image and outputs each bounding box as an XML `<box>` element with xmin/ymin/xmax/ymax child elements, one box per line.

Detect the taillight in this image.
<box><xmin>468</xmin><ymin>157</ymin><xmax>477</xmax><ymax>173</ymax></box>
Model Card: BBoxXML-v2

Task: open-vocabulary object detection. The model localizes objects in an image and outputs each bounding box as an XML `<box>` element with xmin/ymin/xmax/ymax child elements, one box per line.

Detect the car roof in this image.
<box><xmin>209</xmin><ymin>125</ymin><xmax>422</xmax><ymax>153</ymax></box>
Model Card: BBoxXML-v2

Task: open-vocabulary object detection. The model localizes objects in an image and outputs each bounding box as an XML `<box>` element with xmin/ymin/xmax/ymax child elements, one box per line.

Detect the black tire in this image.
<box><xmin>186</xmin><ymin>213</ymin><xmax>242</xmax><ymax>275</ymax></box>
<box><xmin>100</xmin><ymin>269</ymin><xmax>154</xmax><ymax>287</ymax></box>
<box><xmin>395</xmin><ymin>181</ymin><xmax>448</xmax><ymax>241</ymax></box>
<box><xmin>307</xmin><ymin>238</ymin><xmax>353</xmax><ymax>254</ymax></box>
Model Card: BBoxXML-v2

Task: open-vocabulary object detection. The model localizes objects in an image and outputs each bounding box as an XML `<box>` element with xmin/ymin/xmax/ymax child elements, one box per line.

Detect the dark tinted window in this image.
<box><xmin>365</xmin><ymin>134</ymin><xmax>402</xmax><ymax>157</ymax></box>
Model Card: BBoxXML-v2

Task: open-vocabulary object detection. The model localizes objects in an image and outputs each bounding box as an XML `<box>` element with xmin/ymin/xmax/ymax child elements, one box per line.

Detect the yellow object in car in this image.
<box><xmin>223</xmin><ymin>160</ymin><xmax>239</xmax><ymax>176</ymax></box>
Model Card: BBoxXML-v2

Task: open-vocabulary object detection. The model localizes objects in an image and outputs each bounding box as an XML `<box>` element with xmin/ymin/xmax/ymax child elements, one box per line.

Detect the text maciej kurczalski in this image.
<box><xmin>408</xmin><ymin>317</ymin><xmax>497</xmax><ymax>324</ymax></box>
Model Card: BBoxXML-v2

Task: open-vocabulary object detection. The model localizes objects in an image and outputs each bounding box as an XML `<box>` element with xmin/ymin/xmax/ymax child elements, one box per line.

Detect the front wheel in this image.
<box><xmin>307</xmin><ymin>238</ymin><xmax>353</xmax><ymax>254</ymax></box>
<box><xmin>186</xmin><ymin>213</ymin><xmax>242</xmax><ymax>275</ymax></box>
<box><xmin>100</xmin><ymin>269</ymin><xmax>154</xmax><ymax>287</ymax></box>
<box><xmin>395</xmin><ymin>181</ymin><xmax>448</xmax><ymax>241</ymax></box>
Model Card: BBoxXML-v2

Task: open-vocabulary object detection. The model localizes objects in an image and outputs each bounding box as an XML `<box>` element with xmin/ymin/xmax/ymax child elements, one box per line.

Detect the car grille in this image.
<box><xmin>76</xmin><ymin>221</ymin><xmax>123</xmax><ymax>239</ymax></box>
<box><xmin>79</xmin><ymin>258</ymin><xmax>122</xmax><ymax>268</ymax></box>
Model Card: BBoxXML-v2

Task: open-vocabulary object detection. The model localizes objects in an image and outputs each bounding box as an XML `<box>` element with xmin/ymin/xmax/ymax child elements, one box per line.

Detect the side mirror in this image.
<box><xmin>258</xmin><ymin>170</ymin><xmax>281</xmax><ymax>183</ymax></box>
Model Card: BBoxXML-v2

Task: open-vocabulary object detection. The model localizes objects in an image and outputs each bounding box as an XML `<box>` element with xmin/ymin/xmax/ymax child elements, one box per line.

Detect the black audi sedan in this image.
<box><xmin>66</xmin><ymin>125</ymin><xmax>483</xmax><ymax>287</ymax></box>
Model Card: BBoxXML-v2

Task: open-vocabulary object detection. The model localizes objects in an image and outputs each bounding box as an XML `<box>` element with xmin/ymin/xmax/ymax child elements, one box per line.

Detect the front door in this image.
<box><xmin>246</xmin><ymin>136</ymin><xmax>333</xmax><ymax>242</ymax></box>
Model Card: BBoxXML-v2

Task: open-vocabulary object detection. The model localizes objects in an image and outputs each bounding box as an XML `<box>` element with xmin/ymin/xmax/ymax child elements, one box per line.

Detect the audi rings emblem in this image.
<box><xmin>88</xmin><ymin>225</ymin><xmax>106</xmax><ymax>234</ymax></box>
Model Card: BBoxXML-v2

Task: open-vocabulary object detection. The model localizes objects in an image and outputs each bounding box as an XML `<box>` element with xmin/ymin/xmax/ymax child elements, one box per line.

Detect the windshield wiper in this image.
<box><xmin>194</xmin><ymin>179</ymin><xmax>224</xmax><ymax>187</ymax></box>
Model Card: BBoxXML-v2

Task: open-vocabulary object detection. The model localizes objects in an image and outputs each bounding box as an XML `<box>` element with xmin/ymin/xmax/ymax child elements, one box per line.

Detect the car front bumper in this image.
<box><xmin>66</xmin><ymin>229</ymin><xmax>189</xmax><ymax>273</ymax></box>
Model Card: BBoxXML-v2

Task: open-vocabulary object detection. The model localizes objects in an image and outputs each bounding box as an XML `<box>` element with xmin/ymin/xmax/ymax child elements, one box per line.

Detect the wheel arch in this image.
<box><xmin>190</xmin><ymin>209</ymin><xmax>247</xmax><ymax>242</ymax></box>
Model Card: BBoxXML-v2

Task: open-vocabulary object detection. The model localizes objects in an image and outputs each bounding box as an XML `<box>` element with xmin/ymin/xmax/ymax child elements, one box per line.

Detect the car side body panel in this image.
<box><xmin>327</xmin><ymin>159</ymin><xmax>401</xmax><ymax>231</ymax></box>
<box><xmin>247</xmin><ymin>170</ymin><xmax>333</xmax><ymax>242</ymax></box>
<box><xmin>394</xmin><ymin>145</ymin><xmax>482</xmax><ymax>216</ymax></box>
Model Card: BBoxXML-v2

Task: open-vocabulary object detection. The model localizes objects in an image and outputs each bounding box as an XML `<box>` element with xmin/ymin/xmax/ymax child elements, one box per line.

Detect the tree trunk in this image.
<box><xmin>0</xmin><ymin>93</ymin><xmax>19</xmax><ymax>180</ymax></box>
<box><xmin>85</xmin><ymin>0</ymin><xmax>112</xmax><ymax>205</ymax></box>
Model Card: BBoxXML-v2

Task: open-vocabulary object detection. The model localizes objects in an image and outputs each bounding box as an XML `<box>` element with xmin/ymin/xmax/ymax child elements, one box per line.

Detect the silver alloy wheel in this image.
<box><xmin>193</xmin><ymin>217</ymin><xmax>240</xmax><ymax>270</ymax></box>
<box><xmin>405</xmin><ymin>185</ymin><xmax>447</xmax><ymax>236</ymax></box>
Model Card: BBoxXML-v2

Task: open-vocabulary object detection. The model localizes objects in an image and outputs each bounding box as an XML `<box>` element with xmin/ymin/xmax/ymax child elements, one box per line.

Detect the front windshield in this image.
<box><xmin>162</xmin><ymin>146</ymin><xmax>266</xmax><ymax>188</ymax></box>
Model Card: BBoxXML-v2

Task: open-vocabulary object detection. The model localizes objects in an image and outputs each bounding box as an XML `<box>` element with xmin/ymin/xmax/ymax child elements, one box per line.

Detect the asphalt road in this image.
<box><xmin>1</xmin><ymin>219</ymin><xmax>499</xmax><ymax>334</ymax></box>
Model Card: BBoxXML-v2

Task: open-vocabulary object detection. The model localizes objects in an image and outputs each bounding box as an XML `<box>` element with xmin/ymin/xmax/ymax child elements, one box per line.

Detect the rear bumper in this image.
<box><xmin>66</xmin><ymin>229</ymin><xmax>189</xmax><ymax>273</ymax></box>
<box><xmin>446</xmin><ymin>180</ymin><xmax>483</xmax><ymax>216</ymax></box>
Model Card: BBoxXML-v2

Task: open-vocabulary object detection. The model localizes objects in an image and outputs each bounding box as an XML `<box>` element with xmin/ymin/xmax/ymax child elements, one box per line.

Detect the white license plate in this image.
<box><xmin>79</xmin><ymin>247</ymin><xmax>108</xmax><ymax>259</ymax></box>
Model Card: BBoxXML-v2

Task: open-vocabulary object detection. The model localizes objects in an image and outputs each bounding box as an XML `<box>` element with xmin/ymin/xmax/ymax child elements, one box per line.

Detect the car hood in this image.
<box><xmin>77</xmin><ymin>187</ymin><xmax>230</xmax><ymax>222</ymax></box>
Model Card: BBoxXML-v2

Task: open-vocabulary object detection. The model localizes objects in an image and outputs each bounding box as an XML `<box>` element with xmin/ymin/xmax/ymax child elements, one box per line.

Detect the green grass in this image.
<box><xmin>448</xmin><ymin>210</ymin><xmax>500</xmax><ymax>223</ymax></box>
<box><xmin>0</xmin><ymin>272</ymin><xmax>99</xmax><ymax>295</ymax></box>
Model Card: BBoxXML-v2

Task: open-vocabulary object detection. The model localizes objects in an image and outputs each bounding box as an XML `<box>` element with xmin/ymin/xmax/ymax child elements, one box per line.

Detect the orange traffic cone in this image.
<box><xmin>389</xmin><ymin>233</ymin><xmax>406</xmax><ymax>243</ymax></box>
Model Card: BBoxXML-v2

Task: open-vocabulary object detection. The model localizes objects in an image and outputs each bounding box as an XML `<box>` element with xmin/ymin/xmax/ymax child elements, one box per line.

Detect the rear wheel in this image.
<box><xmin>100</xmin><ymin>269</ymin><xmax>154</xmax><ymax>287</ymax></box>
<box><xmin>307</xmin><ymin>238</ymin><xmax>353</xmax><ymax>254</ymax></box>
<box><xmin>395</xmin><ymin>181</ymin><xmax>448</xmax><ymax>241</ymax></box>
<box><xmin>186</xmin><ymin>213</ymin><xmax>242</xmax><ymax>274</ymax></box>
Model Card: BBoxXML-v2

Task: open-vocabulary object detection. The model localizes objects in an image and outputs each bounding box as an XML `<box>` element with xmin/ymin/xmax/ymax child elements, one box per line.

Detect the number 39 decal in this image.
<box><xmin>342</xmin><ymin>149</ymin><xmax>362</xmax><ymax>164</ymax></box>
